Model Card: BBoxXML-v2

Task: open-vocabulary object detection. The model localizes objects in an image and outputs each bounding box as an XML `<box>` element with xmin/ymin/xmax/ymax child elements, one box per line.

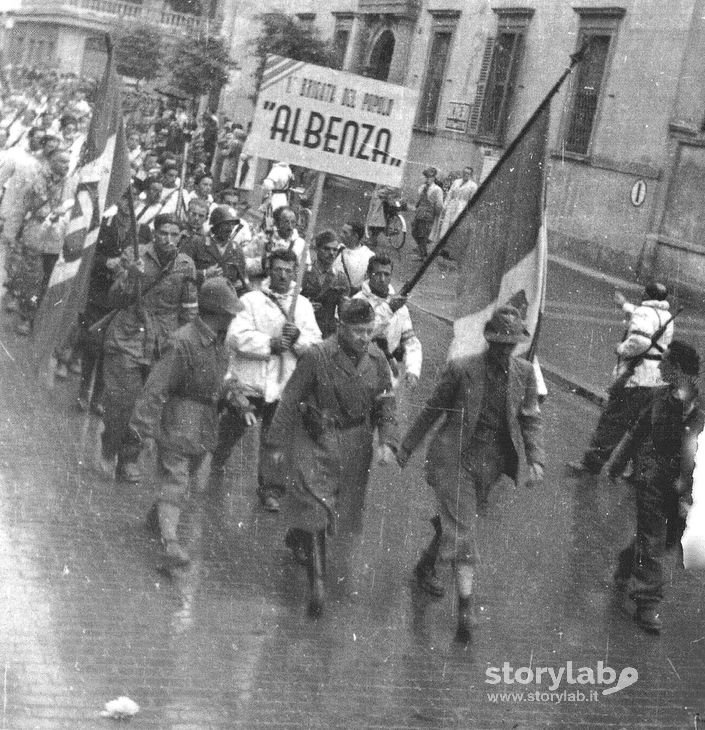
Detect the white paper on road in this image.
<box><xmin>682</xmin><ymin>426</ymin><xmax>705</xmax><ymax>569</ymax></box>
<box><xmin>244</xmin><ymin>55</ymin><xmax>419</xmax><ymax>187</ymax></box>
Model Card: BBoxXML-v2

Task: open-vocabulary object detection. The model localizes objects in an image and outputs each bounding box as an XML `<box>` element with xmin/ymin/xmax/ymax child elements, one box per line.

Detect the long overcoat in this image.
<box><xmin>266</xmin><ymin>335</ymin><xmax>399</xmax><ymax>534</ymax></box>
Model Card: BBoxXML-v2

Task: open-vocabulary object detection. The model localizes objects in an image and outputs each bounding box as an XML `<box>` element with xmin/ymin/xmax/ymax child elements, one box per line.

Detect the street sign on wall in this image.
<box><xmin>445</xmin><ymin>101</ymin><xmax>471</xmax><ymax>133</ymax></box>
<box><xmin>244</xmin><ymin>55</ymin><xmax>419</xmax><ymax>187</ymax></box>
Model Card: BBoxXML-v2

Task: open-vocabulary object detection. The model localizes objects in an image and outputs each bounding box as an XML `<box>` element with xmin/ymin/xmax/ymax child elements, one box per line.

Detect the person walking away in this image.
<box><xmin>410</xmin><ymin>167</ymin><xmax>443</xmax><ymax>261</ymax></box>
<box><xmin>99</xmin><ymin>213</ymin><xmax>197</xmax><ymax>484</ymax></box>
<box><xmin>302</xmin><ymin>230</ymin><xmax>350</xmax><ymax>338</ymax></box>
<box><xmin>265</xmin><ymin>298</ymin><xmax>398</xmax><ymax>616</ymax></box>
<box><xmin>567</xmin><ymin>282</ymin><xmax>674</xmax><ymax>475</ymax></box>
<box><xmin>607</xmin><ymin>341</ymin><xmax>704</xmax><ymax>634</ymax></box>
<box><xmin>397</xmin><ymin>306</ymin><xmax>545</xmax><ymax>642</ymax></box>
<box><xmin>354</xmin><ymin>254</ymin><xmax>422</xmax><ymax>390</ymax></box>
<box><xmin>209</xmin><ymin>248</ymin><xmax>322</xmax><ymax>510</ymax></box>
<box><xmin>332</xmin><ymin>221</ymin><xmax>374</xmax><ymax>295</ymax></box>
<box><xmin>130</xmin><ymin>278</ymin><xmax>255</xmax><ymax>567</ymax></box>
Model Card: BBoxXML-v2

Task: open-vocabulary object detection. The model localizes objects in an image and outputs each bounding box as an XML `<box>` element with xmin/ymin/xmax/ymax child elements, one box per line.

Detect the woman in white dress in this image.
<box><xmin>438</xmin><ymin>166</ymin><xmax>478</xmax><ymax>239</ymax></box>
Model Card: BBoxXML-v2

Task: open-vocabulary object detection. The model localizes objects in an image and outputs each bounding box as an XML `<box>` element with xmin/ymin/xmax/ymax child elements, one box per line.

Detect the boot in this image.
<box><xmin>307</xmin><ymin>530</ymin><xmax>325</xmax><ymax>618</ymax></box>
<box><xmin>285</xmin><ymin>528</ymin><xmax>311</xmax><ymax>566</ymax></box>
<box><xmin>635</xmin><ymin>604</ymin><xmax>662</xmax><ymax>635</ymax></box>
<box><xmin>456</xmin><ymin>594</ymin><xmax>478</xmax><ymax>643</ymax></box>
<box><xmin>146</xmin><ymin>503</ymin><xmax>160</xmax><ymax>537</ymax></box>
<box><xmin>157</xmin><ymin>502</ymin><xmax>190</xmax><ymax>567</ymax></box>
<box><xmin>415</xmin><ymin>514</ymin><xmax>445</xmax><ymax>597</ymax></box>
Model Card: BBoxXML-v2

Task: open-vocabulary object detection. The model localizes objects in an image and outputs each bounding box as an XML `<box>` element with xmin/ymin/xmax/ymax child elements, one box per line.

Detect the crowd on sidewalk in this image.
<box><xmin>1</xmin><ymin>65</ymin><xmax>703</xmax><ymax>646</ymax></box>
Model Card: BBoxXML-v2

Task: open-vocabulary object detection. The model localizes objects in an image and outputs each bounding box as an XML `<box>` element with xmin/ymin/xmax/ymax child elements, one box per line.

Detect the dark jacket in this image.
<box><xmin>104</xmin><ymin>245</ymin><xmax>198</xmax><ymax>364</ymax></box>
<box><xmin>400</xmin><ymin>353</ymin><xmax>545</xmax><ymax>491</ymax></box>
<box><xmin>131</xmin><ymin>318</ymin><xmax>249</xmax><ymax>455</ymax></box>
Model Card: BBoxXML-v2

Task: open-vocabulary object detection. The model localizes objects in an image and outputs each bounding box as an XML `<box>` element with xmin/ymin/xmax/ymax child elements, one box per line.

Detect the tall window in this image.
<box><xmin>563</xmin><ymin>8</ymin><xmax>625</xmax><ymax>156</ymax></box>
<box><xmin>367</xmin><ymin>30</ymin><xmax>395</xmax><ymax>81</ymax></box>
<box><xmin>416</xmin><ymin>12</ymin><xmax>459</xmax><ymax>131</ymax></box>
<box><xmin>332</xmin><ymin>13</ymin><xmax>353</xmax><ymax>71</ymax></box>
<box><xmin>470</xmin><ymin>9</ymin><xmax>533</xmax><ymax>144</ymax></box>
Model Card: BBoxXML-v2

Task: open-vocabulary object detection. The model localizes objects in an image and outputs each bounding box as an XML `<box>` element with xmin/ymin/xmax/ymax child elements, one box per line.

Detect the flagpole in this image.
<box><xmin>400</xmin><ymin>41</ymin><xmax>590</xmax><ymax>298</ymax></box>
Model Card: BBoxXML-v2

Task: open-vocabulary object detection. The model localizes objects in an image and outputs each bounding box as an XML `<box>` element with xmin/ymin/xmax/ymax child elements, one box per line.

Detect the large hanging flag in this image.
<box><xmin>445</xmin><ymin>103</ymin><xmax>549</xmax><ymax>361</ymax></box>
<box><xmin>33</xmin><ymin>36</ymin><xmax>131</xmax><ymax>375</ymax></box>
<box><xmin>400</xmin><ymin>47</ymin><xmax>588</xmax><ymax>365</ymax></box>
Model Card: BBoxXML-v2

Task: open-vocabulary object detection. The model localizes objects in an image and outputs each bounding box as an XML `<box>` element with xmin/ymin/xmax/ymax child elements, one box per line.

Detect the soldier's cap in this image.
<box><xmin>199</xmin><ymin>277</ymin><xmax>243</xmax><ymax>317</ymax></box>
<box><xmin>483</xmin><ymin>305</ymin><xmax>531</xmax><ymax>344</ymax></box>
<box><xmin>339</xmin><ymin>298</ymin><xmax>375</xmax><ymax>325</ymax></box>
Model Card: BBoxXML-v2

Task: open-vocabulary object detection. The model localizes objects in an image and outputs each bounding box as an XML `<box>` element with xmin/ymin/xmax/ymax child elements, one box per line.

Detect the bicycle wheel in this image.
<box><xmin>297</xmin><ymin>206</ymin><xmax>312</xmax><ymax>235</ymax></box>
<box><xmin>386</xmin><ymin>214</ymin><xmax>406</xmax><ymax>250</ymax></box>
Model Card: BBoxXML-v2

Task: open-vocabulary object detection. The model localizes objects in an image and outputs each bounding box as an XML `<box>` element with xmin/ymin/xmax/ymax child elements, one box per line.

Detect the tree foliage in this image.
<box><xmin>252</xmin><ymin>13</ymin><xmax>336</xmax><ymax>95</ymax></box>
<box><xmin>166</xmin><ymin>33</ymin><xmax>233</xmax><ymax>99</ymax></box>
<box><xmin>113</xmin><ymin>25</ymin><xmax>163</xmax><ymax>81</ymax></box>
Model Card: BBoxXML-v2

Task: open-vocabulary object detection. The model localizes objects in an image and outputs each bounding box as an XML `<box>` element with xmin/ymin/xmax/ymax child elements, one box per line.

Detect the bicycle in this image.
<box><xmin>365</xmin><ymin>189</ymin><xmax>407</xmax><ymax>251</ymax></box>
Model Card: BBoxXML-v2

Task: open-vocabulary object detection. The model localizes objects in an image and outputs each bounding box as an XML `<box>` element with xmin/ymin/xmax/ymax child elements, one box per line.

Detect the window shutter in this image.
<box><xmin>468</xmin><ymin>35</ymin><xmax>495</xmax><ymax>135</ymax></box>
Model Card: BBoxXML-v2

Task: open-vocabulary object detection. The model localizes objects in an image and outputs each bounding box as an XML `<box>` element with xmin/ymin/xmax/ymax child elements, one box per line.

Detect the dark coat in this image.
<box><xmin>130</xmin><ymin>318</ymin><xmax>247</xmax><ymax>455</ymax></box>
<box><xmin>266</xmin><ymin>335</ymin><xmax>398</xmax><ymax>533</ymax></box>
<box><xmin>401</xmin><ymin>353</ymin><xmax>545</xmax><ymax>500</ymax></box>
<box><xmin>180</xmin><ymin>233</ymin><xmax>250</xmax><ymax>295</ymax></box>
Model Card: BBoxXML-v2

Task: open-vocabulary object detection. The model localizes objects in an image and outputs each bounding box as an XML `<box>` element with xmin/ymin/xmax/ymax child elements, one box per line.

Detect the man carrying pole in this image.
<box><xmin>209</xmin><ymin>247</ymin><xmax>321</xmax><ymax>510</ymax></box>
<box><xmin>395</xmin><ymin>44</ymin><xmax>587</xmax><ymax>642</ymax></box>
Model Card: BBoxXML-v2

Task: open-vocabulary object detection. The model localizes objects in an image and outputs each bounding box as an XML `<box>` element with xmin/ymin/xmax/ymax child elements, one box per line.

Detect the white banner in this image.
<box><xmin>244</xmin><ymin>55</ymin><xmax>419</xmax><ymax>187</ymax></box>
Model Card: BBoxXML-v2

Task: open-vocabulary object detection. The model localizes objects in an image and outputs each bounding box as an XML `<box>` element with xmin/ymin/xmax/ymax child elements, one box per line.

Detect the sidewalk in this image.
<box><xmin>394</xmin><ymin>250</ymin><xmax>705</xmax><ymax>406</ymax></box>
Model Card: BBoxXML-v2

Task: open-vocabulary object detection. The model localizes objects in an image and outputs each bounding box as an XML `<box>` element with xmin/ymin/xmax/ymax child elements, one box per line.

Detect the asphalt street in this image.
<box><xmin>1</xmin><ymin>255</ymin><xmax>704</xmax><ymax>728</ymax></box>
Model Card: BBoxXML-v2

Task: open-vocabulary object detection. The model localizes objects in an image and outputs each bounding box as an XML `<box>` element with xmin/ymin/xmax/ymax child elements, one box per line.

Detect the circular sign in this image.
<box><xmin>630</xmin><ymin>179</ymin><xmax>647</xmax><ymax>207</ymax></box>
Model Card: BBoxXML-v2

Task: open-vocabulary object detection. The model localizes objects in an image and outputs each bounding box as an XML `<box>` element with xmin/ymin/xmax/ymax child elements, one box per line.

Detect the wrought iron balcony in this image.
<box><xmin>14</xmin><ymin>0</ymin><xmax>219</xmax><ymax>35</ymax></box>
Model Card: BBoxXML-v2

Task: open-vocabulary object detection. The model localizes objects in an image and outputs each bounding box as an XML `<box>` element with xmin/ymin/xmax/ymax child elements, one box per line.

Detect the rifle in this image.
<box><xmin>277</xmin><ymin>237</ymin><xmax>310</xmax><ymax>382</ymax></box>
<box><xmin>615</xmin><ymin>305</ymin><xmax>683</xmax><ymax>385</ymax></box>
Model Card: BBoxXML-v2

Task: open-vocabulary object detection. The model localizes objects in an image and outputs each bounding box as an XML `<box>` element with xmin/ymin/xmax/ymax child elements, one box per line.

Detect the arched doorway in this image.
<box><xmin>366</xmin><ymin>30</ymin><xmax>395</xmax><ymax>81</ymax></box>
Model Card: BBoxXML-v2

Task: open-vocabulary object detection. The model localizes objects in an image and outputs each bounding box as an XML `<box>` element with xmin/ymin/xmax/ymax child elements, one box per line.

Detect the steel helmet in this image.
<box><xmin>209</xmin><ymin>205</ymin><xmax>238</xmax><ymax>230</ymax></box>
<box><xmin>199</xmin><ymin>277</ymin><xmax>243</xmax><ymax>317</ymax></box>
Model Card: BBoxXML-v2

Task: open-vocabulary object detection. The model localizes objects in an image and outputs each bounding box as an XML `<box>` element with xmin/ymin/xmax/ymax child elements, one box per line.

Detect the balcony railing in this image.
<box><xmin>357</xmin><ymin>0</ymin><xmax>421</xmax><ymax>19</ymax></box>
<box><xmin>16</xmin><ymin>0</ymin><xmax>215</xmax><ymax>35</ymax></box>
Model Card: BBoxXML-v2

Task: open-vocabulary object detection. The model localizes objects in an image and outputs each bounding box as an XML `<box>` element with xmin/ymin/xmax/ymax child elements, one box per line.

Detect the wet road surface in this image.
<box><xmin>0</xmin><ymin>300</ymin><xmax>704</xmax><ymax>728</ymax></box>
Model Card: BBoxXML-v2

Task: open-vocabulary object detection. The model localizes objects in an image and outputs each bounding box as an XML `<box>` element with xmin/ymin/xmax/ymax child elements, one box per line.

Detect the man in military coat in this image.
<box><xmin>266</xmin><ymin>298</ymin><xmax>398</xmax><ymax>617</ymax></box>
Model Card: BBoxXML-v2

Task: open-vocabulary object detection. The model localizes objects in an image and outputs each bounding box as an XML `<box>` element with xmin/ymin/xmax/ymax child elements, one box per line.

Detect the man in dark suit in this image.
<box><xmin>397</xmin><ymin>305</ymin><xmax>545</xmax><ymax>641</ymax></box>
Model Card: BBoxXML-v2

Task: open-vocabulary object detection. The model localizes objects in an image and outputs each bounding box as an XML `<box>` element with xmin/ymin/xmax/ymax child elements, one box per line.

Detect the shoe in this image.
<box><xmin>163</xmin><ymin>539</ymin><xmax>190</xmax><ymax>567</ymax></box>
<box><xmin>14</xmin><ymin>319</ymin><xmax>31</xmax><ymax>336</ymax></box>
<box><xmin>635</xmin><ymin>605</ymin><xmax>662</xmax><ymax>635</ymax></box>
<box><xmin>456</xmin><ymin>595</ymin><xmax>478</xmax><ymax>643</ymax></box>
<box><xmin>97</xmin><ymin>451</ymin><xmax>116</xmax><ymax>479</ymax></box>
<box><xmin>285</xmin><ymin>528</ymin><xmax>309</xmax><ymax>566</ymax></box>
<box><xmin>116</xmin><ymin>461</ymin><xmax>141</xmax><ymax>484</ymax></box>
<box><xmin>89</xmin><ymin>401</ymin><xmax>104</xmax><ymax>417</ymax></box>
<box><xmin>55</xmin><ymin>363</ymin><xmax>69</xmax><ymax>380</ymax></box>
<box><xmin>415</xmin><ymin>561</ymin><xmax>445</xmax><ymax>598</ymax></box>
<box><xmin>3</xmin><ymin>295</ymin><xmax>18</xmax><ymax>313</ymax></box>
<box><xmin>146</xmin><ymin>503</ymin><xmax>160</xmax><ymax>537</ymax></box>
<box><xmin>262</xmin><ymin>495</ymin><xmax>280</xmax><ymax>512</ymax></box>
<box><xmin>307</xmin><ymin>534</ymin><xmax>325</xmax><ymax>618</ymax></box>
<box><xmin>565</xmin><ymin>460</ymin><xmax>599</xmax><ymax>476</ymax></box>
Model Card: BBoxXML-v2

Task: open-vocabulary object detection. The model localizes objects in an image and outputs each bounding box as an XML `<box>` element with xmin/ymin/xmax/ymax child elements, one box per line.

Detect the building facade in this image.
<box><xmin>4</xmin><ymin>0</ymin><xmax>221</xmax><ymax>79</ymax></box>
<box><xmin>222</xmin><ymin>0</ymin><xmax>705</xmax><ymax>291</ymax></box>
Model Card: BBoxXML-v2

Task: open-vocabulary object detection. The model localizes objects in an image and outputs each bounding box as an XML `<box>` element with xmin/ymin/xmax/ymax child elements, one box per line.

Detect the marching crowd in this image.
<box><xmin>1</xmin><ymin>67</ymin><xmax>701</xmax><ymax>644</ymax></box>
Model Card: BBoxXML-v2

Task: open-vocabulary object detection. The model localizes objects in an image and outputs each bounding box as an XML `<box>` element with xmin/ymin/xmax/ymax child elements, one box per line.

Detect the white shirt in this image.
<box><xmin>226</xmin><ymin>282</ymin><xmax>322</xmax><ymax>402</ymax></box>
<box><xmin>333</xmin><ymin>244</ymin><xmax>375</xmax><ymax>290</ymax></box>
